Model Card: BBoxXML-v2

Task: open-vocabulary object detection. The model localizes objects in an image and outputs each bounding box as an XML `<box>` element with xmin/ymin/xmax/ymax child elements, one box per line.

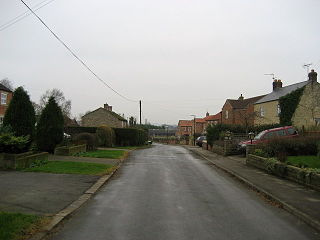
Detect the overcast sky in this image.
<box><xmin>1</xmin><ymin>0</ymin><xmax>320</xmax><ymax>125</ymax></box>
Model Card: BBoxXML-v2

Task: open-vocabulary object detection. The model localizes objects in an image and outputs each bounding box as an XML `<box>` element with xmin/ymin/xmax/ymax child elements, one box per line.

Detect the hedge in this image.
<box><xmin>114</xmin><ymin>128</ymin><xmax>147</xmax><ymax>146</ymax></box>
<box><xmin>64</xmin><ymin>126</ymin><xmax>97</xmax><ymax>136</ymax></box>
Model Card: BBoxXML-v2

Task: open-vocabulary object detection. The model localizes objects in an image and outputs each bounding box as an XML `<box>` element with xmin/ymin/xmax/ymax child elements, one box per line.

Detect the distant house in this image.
<box><xmin>176</xmin><ymin>120</ymin><xmax>193</xmax><ymax>137</ymax></box>
<box><xmin>203</xmin><ymin>112</ymin><xmax>222</xmax><ymax>130</ymax></box>
<box><xmin>82</xmin><ymin>103</ymin><xmax>127</xmax><ymax>128</ymax></box>
<box><xmin>0</xmin><ymin>83</ymin><xmax>13</xmax><ymax>125</ymax></box>
<box><xmin>221</xmin><ymin>94</ymin><xmax>266</xmax><ymax>127</ymax></box>
<box><xmin>254</xmin><ymin>79</ymin><xmax>309</xmax><ymax>126</ymax></box>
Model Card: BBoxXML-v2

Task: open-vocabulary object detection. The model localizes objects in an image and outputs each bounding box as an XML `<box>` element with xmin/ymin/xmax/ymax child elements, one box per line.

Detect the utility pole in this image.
<box><xmin>139</xmin><ymin>100</ymin><xmax>142</xmax><ymax>125</ymax></box>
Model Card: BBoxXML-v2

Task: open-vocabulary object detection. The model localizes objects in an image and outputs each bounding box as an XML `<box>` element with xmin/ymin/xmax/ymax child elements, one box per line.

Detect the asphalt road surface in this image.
<box><xmin>49</xmin><ymin>144</ymin><xmax>319</xmax><ymax>240</ymax></box>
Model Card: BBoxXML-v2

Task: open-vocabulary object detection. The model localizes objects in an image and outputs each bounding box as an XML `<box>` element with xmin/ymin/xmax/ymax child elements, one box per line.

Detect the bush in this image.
<box><xmin>113</xmin><ymin>128</ymin><xmax>147</xmax><ymax>146</ymax></box>
<box><xmin>36</xmin><ymin>97</ymin><xmax>64</xmax><ymax>153</ymax></box>
<box><xmin>73</xmin><ymin>133</ymin><xmax>97</xmax><ymax>151</ymax></box>
<box><xmin>96</xmin><ymin>125</ymin><xmax>115</xmax><ymax>147</ymax></box>
<box><xmin>0</xmin><ymin>133</ymin><xmax>29</xmax><ymax>154</ymax></box>
<box><xmin>3</xmin><ymin>87</ymin><xmax>35</xmax><ymax>144</ymax></box>
<box><xmin>259</xmin><ymin>136</ymin><xmax>320</xmax><ymax>159</ymax></box>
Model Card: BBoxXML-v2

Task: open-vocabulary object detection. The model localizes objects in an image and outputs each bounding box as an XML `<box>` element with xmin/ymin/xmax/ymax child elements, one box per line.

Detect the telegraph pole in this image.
<box><xmin>139</xmin><ymin>100</ymin><xmax>142</xmax><ymax>125</ymax></box>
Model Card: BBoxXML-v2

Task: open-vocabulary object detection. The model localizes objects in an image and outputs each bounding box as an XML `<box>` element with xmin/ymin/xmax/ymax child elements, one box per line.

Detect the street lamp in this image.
<box><xmin>190</xmin><ymin>115</ymin><xmax>196</xmax><ymax>146</ymax></box>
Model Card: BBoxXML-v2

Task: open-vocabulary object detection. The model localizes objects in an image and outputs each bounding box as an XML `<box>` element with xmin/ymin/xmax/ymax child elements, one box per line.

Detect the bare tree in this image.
<box><xmin>38</xmin><ymin>89</ymin><xmax>71</xmax><ymax>117</ymax></box>
<box><xmin>0</xmin><ymin>78</ymin><xmax>14</xmax><ymax>91</ymax></box>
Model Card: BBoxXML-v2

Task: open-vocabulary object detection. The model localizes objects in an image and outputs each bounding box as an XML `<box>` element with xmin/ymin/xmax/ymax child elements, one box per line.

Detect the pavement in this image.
<box><xmin>184</xmin><ymin>145</ymin><xmax>320</xmax><ymax>232</ymax></box>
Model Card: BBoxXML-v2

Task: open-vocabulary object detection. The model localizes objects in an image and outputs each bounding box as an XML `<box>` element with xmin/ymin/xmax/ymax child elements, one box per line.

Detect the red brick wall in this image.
<box><xmin>221</xmin><ymin>102</ymin><xmax>234</xmax><ymax>125</ymax></box>
<box><xmin>0</xmin><ymin>91</ymin><xmax>12</xmax><ymax>117</ymax></box>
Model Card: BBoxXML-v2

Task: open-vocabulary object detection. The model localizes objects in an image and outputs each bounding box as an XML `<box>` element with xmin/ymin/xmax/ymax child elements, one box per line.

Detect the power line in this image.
<box><xmin>0</xmin><ymin>0</ymin><xmax>56</xmax><ymax>32</ymax></box>
<box><xmin>19</xmin><ymin>0</ymin><xmax>138</xmax><ymax>102</ymax></box>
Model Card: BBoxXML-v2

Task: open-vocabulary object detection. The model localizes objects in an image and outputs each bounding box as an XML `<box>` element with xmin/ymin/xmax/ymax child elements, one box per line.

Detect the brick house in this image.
<box><xmin>82</xmin><ymin>103</ymin><xmax>127</xmax><ymax>128</ymax></box>
<box><xmin>203</xmin><ymin>112</ymin><xmax>222</xmax><ymax>132</ymax></box>
<box><xmin>221</xmin><ymin>94</ymin><xmax>265</xmax><ymax>127</ymax></box>
<box><xmin>176</xmin><ymin>120</ymin><xmax>193</xmax><ymax>137</ymax></box>
<box><xmin>0</xmin><ymin>83</ymin><xmax>13</xmax><ymax>125</ymax></box>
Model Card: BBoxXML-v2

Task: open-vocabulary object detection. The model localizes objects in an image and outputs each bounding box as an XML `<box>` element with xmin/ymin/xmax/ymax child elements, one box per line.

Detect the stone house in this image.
<box><xmin>221</xmin><ymin>94</ymin><xmax>265</xmax><ymax>127</ymax></box>
<box><xmin>0</xmin><ymin>83</ymin><xmax>13</xmax><ymax>125</ymax></box>
<box><xmin>254</xmin><ymin>79</ymin><xmax>309</xmax><ymax>125</ymax></box>
<box><xmin>82</xmin><ymin>103</ymin><xmax>127</xmax><ymax>128</ymax></box>
<box><xmin>292</xmin><ymin>70</ymin><xmax>320</xmax><ymax>129</ymax></box>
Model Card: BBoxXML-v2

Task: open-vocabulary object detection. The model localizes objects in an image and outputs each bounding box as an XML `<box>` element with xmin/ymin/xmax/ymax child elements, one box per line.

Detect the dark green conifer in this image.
<box><xmin>3</xmin><ymin>87</ymin><xmax>36</xmax><ymax>139</ymax></box>
<box><xmin>36</xmin><ymin>96</ymin><xmax>64</xmax><ymax>152</ymax></box>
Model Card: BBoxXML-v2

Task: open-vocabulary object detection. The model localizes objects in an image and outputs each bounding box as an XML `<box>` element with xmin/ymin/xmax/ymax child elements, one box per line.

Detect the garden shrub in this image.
<box><xmin>96</xmin><ymin>125</ymin><xmax>115</xmax><ymax>147</ymax></box>
<box><xmin>73</xmin><ymin>133</ymin><xmax>97</xmax><ymax>151</ymax></box>
<box><xmin>3</xmin><ymin>87</ymin><xmax>36</xmax><ymax>140</ymax></box>
<box><xmin>113</xmin><ymin>128</ymin><xmax>147</xmax><ymax>146</ymax></box>
<box><xmin>260</xmin><ymin>136</ymin><xmax>320</xmax><ymax>159</ymax></box>
<box><xmin>36</xmin><ymin>97</ymin><xmax>64</xmax><ymax>153</ymax></box>
<box><xmin>0</xmin><ymin>133</ymin><xmax>29</xmax><ymax>154</ymax></box>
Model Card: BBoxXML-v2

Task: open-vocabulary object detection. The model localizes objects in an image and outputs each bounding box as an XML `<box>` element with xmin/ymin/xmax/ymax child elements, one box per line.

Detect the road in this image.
<box><xmin>49</xmin><ymin>144</ymin><xmax>319</xmax><ymax>240</ymax></box>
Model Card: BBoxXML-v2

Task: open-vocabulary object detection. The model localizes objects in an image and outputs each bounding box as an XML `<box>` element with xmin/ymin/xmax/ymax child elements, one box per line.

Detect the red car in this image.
<box><xmin>238</xmin><ymin>126</ymin><xmax>298</xmax><ymax>151</ymax></box>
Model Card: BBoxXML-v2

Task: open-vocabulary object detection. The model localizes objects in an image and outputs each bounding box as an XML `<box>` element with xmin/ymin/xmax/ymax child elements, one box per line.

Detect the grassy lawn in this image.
<box><xmin>286</xmin><ymin>156</ymin><xmax>320</xmax><ymax>169</ymax></box>
<box><xmin>76</xmin><ymin>150</ymin><xmax>126</xmax><ymax>159</ymax></box>
<box><xmin>0</xmin><ymin>212</ymin><xmax>45</xmax><ymax>240</ymax></box>
<box><xmin>23</xmin><ymin>161</ymin><xmax>114</xmax><ymax>175</ymax></box>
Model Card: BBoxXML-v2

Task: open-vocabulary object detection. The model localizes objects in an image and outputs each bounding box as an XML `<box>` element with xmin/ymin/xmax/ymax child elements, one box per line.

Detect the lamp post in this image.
<box><xmin>190</xmin><ymin>115</ymin><xmax>196</xmax><ymax>146</ymax></box>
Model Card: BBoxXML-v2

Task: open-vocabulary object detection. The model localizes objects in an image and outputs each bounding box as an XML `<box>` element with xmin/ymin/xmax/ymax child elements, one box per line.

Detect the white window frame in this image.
<box><xmin>277</xmin><ymin>104</ymin><xmax>281</xmax><ymax>116</ymax></box>
<box><xmin>1</xmin><ymin>93</ymin><xmax>7</xmax><ymax>105</ymax></box>
<box><xmin>225</xmin><ymin>110</ymin><xmax>229</xmax><ymax>119</ymax></box>
<box><xmin>260</xmin><ymin>107</ymin><xmax>265</xmax><ymax>117</ymax></box>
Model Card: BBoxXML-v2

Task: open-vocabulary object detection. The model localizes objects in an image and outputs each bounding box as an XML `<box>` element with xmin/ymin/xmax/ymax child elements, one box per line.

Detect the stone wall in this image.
<box><xmin>0</xmin><ymin>152</ymin><xmax>48</xmax><ymax>169</ymax></box>
<box><xmin>54</xmin><ymin>144</ymin><xmax>87</xmax><ymax>156</ymax></box>
<box><xmin>246</xmin><ymin>154</ymin><xmax>320</xmax><ymax>191</ymax></box>
<box><xmin>254</xmin><ymin>101</ymin><xmax>280</xmax><ymax>125</ymax></box>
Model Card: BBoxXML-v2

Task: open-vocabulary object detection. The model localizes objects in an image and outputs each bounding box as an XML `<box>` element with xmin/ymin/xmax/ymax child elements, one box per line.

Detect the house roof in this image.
<box><xmin>204</xmin><ymin>112</ymin><xmax>221</xmax><ymax>121</ymax></box>
<box><xmin>195</xmin><ymin>118</ymin><xmax>206</xmax><ymax>123</ymax></box>
<box><xmin>255</xmin><ymin>81</ymin><xmax>309</xmax><ymax>104</ymax></box>
<box><xmin>0</xmin><ymin>83</ymin><xmax>12</xmax><ymax>92</ymax></box>
<box><xmin>178</xmin><ymin>120</ymin><xmax>193</xmax><ymax>126</ymax></box>
<box><xmin>227</xmin><ymin>95</ymin><xmax>266</xmax><ymax>109</ymax></box>
<box><xmin>83</xmin><ymin>107</ymin><xmax>127</xmax><ymax>122</ymax></box>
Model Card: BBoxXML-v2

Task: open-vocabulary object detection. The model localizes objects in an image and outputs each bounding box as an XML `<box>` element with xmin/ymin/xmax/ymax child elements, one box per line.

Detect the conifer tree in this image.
<box><xmin>36</xmin><ymin>96</ymin><xmax>64</xmax><ymax>152</ymax></box>
<box><xmin>3</xmin><ymin>87</ymin><xmax>36</xmax><ymax>139</ymax></box>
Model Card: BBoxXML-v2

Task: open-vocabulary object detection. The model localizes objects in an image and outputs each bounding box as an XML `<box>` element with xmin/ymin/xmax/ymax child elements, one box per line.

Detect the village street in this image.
<box><xmin>49</xmin><ymin>144</ymin><xmax>318</xmax><ymax>240</ymax></box>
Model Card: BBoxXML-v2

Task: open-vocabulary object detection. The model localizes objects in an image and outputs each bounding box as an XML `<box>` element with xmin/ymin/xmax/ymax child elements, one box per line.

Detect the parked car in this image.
<box><xmin>238</xmin><ymin>126</ymin><xmax>298</xmax><ymax>152</ymax></box>
<box><xmin>196</xmin><ymin>136</ymin><xmax>206</xmax><ymax>147</ymax></box>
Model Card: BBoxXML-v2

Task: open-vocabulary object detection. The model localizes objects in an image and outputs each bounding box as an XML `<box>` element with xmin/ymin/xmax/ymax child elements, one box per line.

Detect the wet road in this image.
<box><xmin>49</xmin><ymin>144</ymin><xmax>318</xmax><ymax>240</ymax></box>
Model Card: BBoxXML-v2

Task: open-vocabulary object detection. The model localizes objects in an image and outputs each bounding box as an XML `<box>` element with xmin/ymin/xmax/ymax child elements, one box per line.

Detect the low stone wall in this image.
<box><xmin>247</xmin><ymin>154</ymin><xmax>320</xmax><ymax>191</ymax></box>
<box><xmin>54</xmin><ymin>144</ymin><xmax>87</xmax><ymax>156</ymax></box>
<box><xmin>0</xmin><ymin>152</ymin><xmax>48</xmax><ymax>169</ymax></box>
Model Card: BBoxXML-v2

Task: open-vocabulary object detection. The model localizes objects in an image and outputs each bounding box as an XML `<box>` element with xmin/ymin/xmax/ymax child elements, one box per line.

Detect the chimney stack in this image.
<box><xmin>103</xmin><ymin>103</ymin><xmax>112</xmax><ymax>111</ymax></box>
<box><xmin>206</xmin><ymin>112</ymin><xmax>209</xmax><ymax>117</ymax></box>
<box><xmin>308</xmin><ymin>69</ymin><xmax>318</xmax><ymax>82</ymax></box>
<box><xmin>238</xmin><ymin>94</ymin><xmax>244</xmax><ymax>100</ymax></box>
<box><xmin>273</xmin><ymin>79</ymin><xmax>283</xmax><ymax>91</ymax></box>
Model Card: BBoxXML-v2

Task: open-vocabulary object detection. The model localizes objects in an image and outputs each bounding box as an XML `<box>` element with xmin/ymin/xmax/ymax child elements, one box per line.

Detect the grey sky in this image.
<box><xmin>1</xmin><ymin>0</ymin><xmax>320</xmax><ymax>124</ymax></box>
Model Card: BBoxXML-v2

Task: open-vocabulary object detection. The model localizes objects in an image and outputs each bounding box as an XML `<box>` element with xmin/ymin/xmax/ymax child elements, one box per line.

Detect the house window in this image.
<box><xmin>277</xmin><ymin>104</ymin><xmax>281</xmax><ymax>116</ymax></box>
<box><xmin>260</xmin><ymin>107</ymin><xmax>265</xmax><ymax>117</ymax></box>
<box><xmin>1</xmin><ymin>93</ymin><xmax>7</xmax><ymax>105</ymax></box>
<box><xmin>225</xmin><ymin>110</ymin><xmax>229</xmax><ymax>119</ymax></box>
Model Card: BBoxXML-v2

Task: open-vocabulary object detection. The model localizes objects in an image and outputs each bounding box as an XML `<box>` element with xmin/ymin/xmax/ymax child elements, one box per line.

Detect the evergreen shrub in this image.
<box><xmin>36</xmin><ymin>97</ymin><xmax>64</xmax><ymax>153</ymax></box>
<box><xmin>3</xmin><ymin>87</ymin><xmax>36</xmax><ymax>143</ymax></box>
<box><xmin>73</xmin><ymin>133</ymin><xmax>97</xmax><ymax>151</ymax></box>
<box><xmin>96</xmin><ymin>125</ymin><xmax>115</xmax><ymax>147</ymax></box>
<box><xmin>113</xmin><ymin>128</ymin><xmax>147</xmax><ymax>146</ymax></box>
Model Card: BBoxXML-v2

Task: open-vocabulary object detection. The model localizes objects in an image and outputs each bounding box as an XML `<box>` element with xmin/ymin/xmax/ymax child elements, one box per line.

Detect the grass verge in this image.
<box><xmin>76</xmin><ymin>150</ymin><xmax>126</xmax><ymax>159</ymax></box>
<box><xmin>23</xmin><ymin>161</ymin><xmax>114</xmax><ymax>175</ymax></box>
<box><xmin>286</xmin><ymin>156</ymin><xmax>320</xmax><ymax>169</ymax></box>
<box><xmin>0</xmin><ymin>212</ymin><xmax>46</xmax><ymax>240</ymax></box>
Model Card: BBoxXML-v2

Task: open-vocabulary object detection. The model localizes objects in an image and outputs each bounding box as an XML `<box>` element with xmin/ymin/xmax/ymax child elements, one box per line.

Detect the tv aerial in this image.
<box><xmin>303</xmin><ymin>63</ymin><xmax>312</xmax><ymax>74</ymax></box>
<box><xmin>264</xmin><ymin>73</ymin><xmax>276</xmax><ymax>80</ymax></box>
